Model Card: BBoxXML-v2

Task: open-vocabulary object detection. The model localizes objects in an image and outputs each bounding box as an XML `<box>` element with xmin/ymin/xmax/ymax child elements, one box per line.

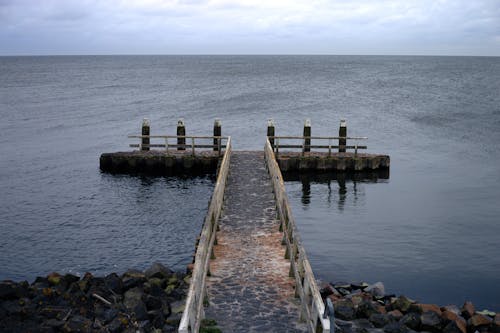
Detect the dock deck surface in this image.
<box><xmin>205</xmin><ymin>151</ymin><xmax>307</xmax><ymax>333</ymax></box>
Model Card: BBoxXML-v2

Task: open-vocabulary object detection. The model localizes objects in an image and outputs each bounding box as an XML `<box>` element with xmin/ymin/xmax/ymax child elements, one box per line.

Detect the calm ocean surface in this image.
<box><xmin>0</xmin><ymin>55</ymin><xmax>499</xmax><ymax>310</ymax></box>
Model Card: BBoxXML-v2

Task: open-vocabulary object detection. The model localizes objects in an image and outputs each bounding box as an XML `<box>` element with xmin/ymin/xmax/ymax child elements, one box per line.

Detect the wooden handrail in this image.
<box><xmin>129</xmin><ymin>135</ymin><xmax>229</xmax><ymax>156</ymax></box>
<box><xmin>270</xmin><ymin>135</ymin><xmax>367</xmax><ymax>155</ymax></box>
<box><xmin>264</xmin><ymin>138</ymin><xmax>330</xmax><ymax>333</ymax></box>
<box><xmin>128</xmin><ymin>135</ymin><xmax>228</xmax><ymax>139</ymax></box>
<box><xmin>178</xmin><ymin>137</ymin><xmax>232</xmax><ymax>333</ymax></box>
<box><xmin>268</xmin><ymin>135</ymin><xmax>367</xmax><ymax>140</ymax></box>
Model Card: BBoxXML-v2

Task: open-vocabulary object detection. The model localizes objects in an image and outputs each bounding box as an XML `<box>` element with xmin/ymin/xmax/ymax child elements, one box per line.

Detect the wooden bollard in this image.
<box><xmin>177</xmin><ymin>119</ymin><xmax>185</xmax><ymax>151</ymax></box>
<box><xmin>339</xmin><ymin>119</ymin><xmax>347</xmax><ymax>153</ymax></box>
<box><xmin>267</xmin><ymin>119</ymin><xmax>275</xmax><ymax>147</ymax></box>
<box><xmin>303</xmin><ymin>119</ymin><xmax>311</xmax><ymax>153</ymax></box>
<box><xmin>141</xmin><ymin>118</ymin><xmax>150</xmax><ymax>151</ymax></box>
<box><xmin>213</xmin><ymin>119</ymin><xmax>221</xmax><ymax>151</ymax></box>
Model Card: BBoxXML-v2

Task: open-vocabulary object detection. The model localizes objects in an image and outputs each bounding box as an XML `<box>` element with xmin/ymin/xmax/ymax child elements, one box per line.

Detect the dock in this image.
<box><xmin>204</xmin><ymin>152</ymin><xmax>307</xmax><ymax>332</ymax></box>
<box><xmin>99</xmin><ymin>118</ymin><xmax>390</xmax><ymax>333</ymax></box>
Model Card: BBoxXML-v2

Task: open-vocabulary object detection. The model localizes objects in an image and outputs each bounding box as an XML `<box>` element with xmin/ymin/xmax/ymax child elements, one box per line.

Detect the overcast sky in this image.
<box><xmin>1</xmin><ymin>0</ymin><xmax>499</xmax><ymax>56</ymax></box>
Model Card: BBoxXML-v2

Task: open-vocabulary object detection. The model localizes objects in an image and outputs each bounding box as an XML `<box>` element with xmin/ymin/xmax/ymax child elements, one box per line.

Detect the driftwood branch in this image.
<box><xmin>92</xmin><ymin>293</ymin><xmax>112</xmax><ymax>307</ymax></box>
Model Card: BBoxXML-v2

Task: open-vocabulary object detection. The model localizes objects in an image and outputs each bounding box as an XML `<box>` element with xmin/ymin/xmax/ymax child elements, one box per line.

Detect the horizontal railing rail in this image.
<box><xmin>178</xmin><ymin>137</ymin><xmax>232</xmax><ymax>333</ymax></box>
<box><xmin>128</xmin><ymin>135</ymin><xmax>229</xmax><ymax>156</ymax></box>
<box><xmin>264</xmin><ymin>138</ymin><xmax>330</xmax><ymax>333</ymax></box>
<box><xmin>268</xmin><ymin>135</ymin><xmax>367</xmax><ymax>156</ymax></box>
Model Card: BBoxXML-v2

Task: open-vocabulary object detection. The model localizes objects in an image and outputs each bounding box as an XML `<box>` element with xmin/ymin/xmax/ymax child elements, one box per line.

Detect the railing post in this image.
<box><xmin>213</xmin><ymin>119</ymin><xmax>221</xmax><ymax>152</ymax></box>
<box><xmin>191</xmin><ymin>137</ymin><xmax>195</xmax><ymax>156</ymax></box>
<box><xmin>177</xmin><ymin>118</ymin><xmax>186</xmax><ymax>151</ymax></box>
<box><xmin>303</xmin><ymin>119</ymin><xmax>311</xmax><ymax>153</ymax></box>
<box><xmin>267</xmin><ymin>119</ymin><xmax>275</xmax><ymax>148</ymax></box>
<box><xmin>339</xmin><ymin>119</ymin><xmax>347</xmax><ymax>153</ymax></box>
<box><xmin>141</xmin><ymin>118</ymin><xmax>150</xmax><ymax>151</ymax></box>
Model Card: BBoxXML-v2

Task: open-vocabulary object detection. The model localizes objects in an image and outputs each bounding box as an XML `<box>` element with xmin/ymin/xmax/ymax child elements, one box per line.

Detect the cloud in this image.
<box><xmin>0</xmin><ymin>0</ymin><xmax>499</xmax><ymax>55</ymax></box>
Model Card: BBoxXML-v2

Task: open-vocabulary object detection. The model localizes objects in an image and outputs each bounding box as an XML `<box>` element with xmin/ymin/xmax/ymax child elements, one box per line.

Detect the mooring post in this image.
<box><xmin>339</xmin><ymin>119</ymin><xmax>347</xmax><ymax>153</ymax></box>
<box><xmin>267</xmin><ymin>119</ymin><xmax>275</xmax><ymax>148</ymax></box>
<box><xmin>177</xmin><ymin>118</ymin><xmax>186</xmax><ymax>151</ymax></box>
<box><xmin>141</xmin><ymin>118</ymin><xmax>150</xmax><ymax>151</ymax></box>
<box><xmin>303</xmin><ymin>119</ymin><xmax>311</xmax><ymax>153</ymax></box>
<box><xmin>213</xmin><ymin>119</ymin><xmax>221</xmax><ymax>152</ymax></box>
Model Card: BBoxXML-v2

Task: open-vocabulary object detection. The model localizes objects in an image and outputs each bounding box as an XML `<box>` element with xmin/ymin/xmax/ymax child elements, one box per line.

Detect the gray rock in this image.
<box><xmin>357</xmin><ymin>300</ymin><xmax>380</xmax><ymax>318</ymax></box>
<box><xmin>335</xmin><ymin>299</ymin><xmax>356</xmax><ymax>320</ymax></box>
<box><xmin>122</xmin><ymin>269</ymin><xmax>146</xmax><ymax>290</ymax></box>
<box><xmin>104</xmin><ymin>273</ymin><xmax>123</xmax><ymax>294</ymax></box>
<box><xmin>401</xmin><ymin>312</ymin><xmax>421</xmax><ymax>331</ymax></box>
<box><xmin>63</xmin><ymin>315</ymin><xmax>93</xmax><ymax>332</ymax></box>
<box><xmin>443</xmin><ymin>320</ymin><xmax>467</xmax><ymax>333</ymax></box>
<box><xmin>353</xmin><ymin>318</ymin><xmax>375</xmax><ymax>329</ymax></box>
<box><xmin>442</xmin><ymin>305</ymin><xmax>461</xmax><ymax>316</ymax></box>
<box><xmin>145</xmin><ymin>263</ymin><xmax>173</xmax><ymax>280</ymax></box>
<box><xmin>369</xmin><ymin>313</ymin><xmax>391</xmax><ymax>328</ymax></box>
<box><xmin>107</xmin><ymin>316</ymin><xmax>125</xmax><ymax>333</ymax></box>
<box><xmin>420</xmin><ymin>311</ymin><xmax>443</xmax><ymax>333</ymax></box>
<box><xmin>365</xmin><ymin>282</ymin><xmax>385</xmax><ymax>298</ymax></box>
<box><xmin>392</xmin><ymin>296</ymin><xmax>414</xmax><ymax>313</ymax></box>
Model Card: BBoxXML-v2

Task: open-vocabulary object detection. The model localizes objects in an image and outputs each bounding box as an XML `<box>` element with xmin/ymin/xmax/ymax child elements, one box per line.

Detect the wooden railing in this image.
<box><xmin>264</xmin><ymin>138</ymin><xmax>331</xmax><ymax>333</ymax></box>
<box><xmin>268</xmin><ymin>135</ymin><xmax>367</xmax><ymax>156</ymax></box>
<box><xmin>178</xmin><ymin>137</ymin><xmax>232</xmax><ymax>333</ymax></box>
<box><xmin>128</xmin><ymin>135</ymin><xmax>229</xmax><ymax>156</ymax></box>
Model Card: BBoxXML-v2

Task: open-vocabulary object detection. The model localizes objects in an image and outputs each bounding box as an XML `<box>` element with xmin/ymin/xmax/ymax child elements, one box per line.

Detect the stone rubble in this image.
<box><xmin>320</xmin><ymin>281</ymin><xmax>499</xmax><ymax>333</ymax></box>
<box><xmin>0</xmin><ymin>263</ymin><xmax>189</xmax><ymax>332</ymax></box>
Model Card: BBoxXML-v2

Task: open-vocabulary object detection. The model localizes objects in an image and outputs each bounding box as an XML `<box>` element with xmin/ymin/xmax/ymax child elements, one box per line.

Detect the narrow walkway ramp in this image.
<box><xmin>205</xmin><ymin>151</ymin><xmax>307</xmax><ymax>333</ymax></box>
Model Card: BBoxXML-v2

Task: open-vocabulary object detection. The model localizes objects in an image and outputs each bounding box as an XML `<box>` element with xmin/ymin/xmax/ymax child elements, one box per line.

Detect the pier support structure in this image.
<box><xmin>213</xmin><ymin>119</ymin><xmax>221</xmax><ymax>151</ymax></box>
<box><xmin>141</xmin><ymin>118</ymin><xmax>150</xmax><ymax>151</ymax></box>
<box><xmin>339</xmin><ymin>119</ymin><xmax>347</xmax><ymax>153</ymax></box>
<box><xmin>303</xmin><ymin>119</ymin><xmax>311</xmax><ymax>153</ymax></box>
<box><xmin>267</xmin><ymin>119</ymin><xmax>275</xmax><ymax>148</ymax></box>
<box><xmin>177</xmin><ymin>119</ymin><xmax>186</xmax><ymax>151</ymax></box>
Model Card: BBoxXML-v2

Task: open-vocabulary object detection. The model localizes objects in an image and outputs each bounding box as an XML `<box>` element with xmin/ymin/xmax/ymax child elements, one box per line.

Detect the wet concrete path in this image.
<box><xmin>205</xmin><ymin>152</ymin><xmax>307</xmax><ymax>333</ymax></box>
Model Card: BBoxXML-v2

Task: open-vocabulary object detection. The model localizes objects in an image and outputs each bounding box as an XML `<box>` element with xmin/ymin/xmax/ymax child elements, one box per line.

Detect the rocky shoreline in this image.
<box><xmin>0</xmin><ymin>263</ymin><xmax>189</xmax><ymax>332</ymax></box>
<box><xmin>321</xmin><ymin>281</ymin><xmax>499</xmax><ymax>333</ymax></box>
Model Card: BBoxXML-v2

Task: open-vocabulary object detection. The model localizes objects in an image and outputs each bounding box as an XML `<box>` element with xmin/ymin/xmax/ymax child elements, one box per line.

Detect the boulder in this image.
<box><xmin>441</xmin><ymin>310</ymin><xmax>465</xmax><ymax>324</ymax></box>
<box><xmin>443</xmin><ymin>319</ymin><xmax>467</xmax><ymax>333</ymax></box>
<box><xmin>357</xmin><ymin>300</ymin><xmax>381</xmax><ymax>318</ymax></box>
<box><xmin>461</xmin><ymin>301</ymin><xmax>475</xmax><ymax>319</ymax></box>
<box><xmin>493</xmin><ymin>313</ymin><xmax>500</xmax><ymax>333</ymax></box>
<box><xmin>400</xmin><ymin>312</ymin><xmax>421</xmax><ymax>331</ymax></box>
<box><xmin>420</xmin><ymin>311</ymin><xmax>443</xmax><ymax>332</ymax></box>
<box><xmin>122</xmin><ymin>274</ymin><xmax>146</xmax><ymax>291</ymax></box>
<box><xmin>123</xmin><ymin>287</ymin><xmax>148</xmax><ymax>321</ymax></box>
<box><xmin>441</xmin><ymin>305</ymin><xmax>461</xmax><ymax>316</ymax></box>
<box><xmin>63</xmin><ymin>315</ymin><xmax>93</xmax><ymax>332</ymax></box>
<box><xmin>369</xmin><ymin>313</ymin><xmax>391</xmax><ymax>328</ymax></box>
<box><xmin>145</xmin><ymin>263</ymin><xmax>173</xmax><ymax>280</ymax></box>
<box><xmin>468</xmin><ymin>314</ymin><xmax>492</xmax><ymax>328</ymax></box>
<box><xmin>0</xmin><ymin>281</ymin><xmax>26</xmax><ymax>299</ymax></box>
<box><xmin>334</xmin><ymin>299</ymin><xmax>356</xmax><ymax>320</ymax></box>
<box><xmin>47</xmin><ymin>272</ymin><xmax>62</xmax><ymax>286</ymax></box>
<box><xmin>391</xmin><ymin>296</ymin><xmax>413</xmax><ymax>313</ymax></box>
<box><xmin>104</xmin><ymin>273</ymin><xmax>123</xmax><ymax>294</ymax></box>
<box><xmin>415</xmin><ymin>304</ymin><xmax>442</xmax><ymax>316</ymax></box>
<box><xmin>387</xmin><ymin>310</ymin><xmax>404</xmax><ymax>321</ymax></box>
<box><xmin>365</xmin><ymin>282</ymin><xmax>385</xmax><ymax>298</ymax></box>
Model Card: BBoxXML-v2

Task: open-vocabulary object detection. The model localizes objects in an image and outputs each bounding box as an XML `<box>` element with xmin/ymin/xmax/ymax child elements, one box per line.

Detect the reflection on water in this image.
<box><xmin>283</xmin><ymin>170</ymin><xmax>389</xmax><ymax>211</ymax></box>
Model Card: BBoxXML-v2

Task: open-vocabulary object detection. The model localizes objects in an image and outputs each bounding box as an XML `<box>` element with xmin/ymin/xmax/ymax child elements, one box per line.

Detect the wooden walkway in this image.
<box><xmin>205</xmin><ymin>152</ymin><xmax>308</xmax><ymax>333</ymax></box>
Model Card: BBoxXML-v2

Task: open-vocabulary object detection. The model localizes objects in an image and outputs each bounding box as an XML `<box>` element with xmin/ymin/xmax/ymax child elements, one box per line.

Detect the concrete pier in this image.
<box><xmin>99</xmin><ymin>150</ymin><xmax>220</xmax><ymax>175</ymax></box>
<box><xmin>276</xmin><ymin>152</ymin><xmax>390</xmax><ymax>172</ymax></box>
